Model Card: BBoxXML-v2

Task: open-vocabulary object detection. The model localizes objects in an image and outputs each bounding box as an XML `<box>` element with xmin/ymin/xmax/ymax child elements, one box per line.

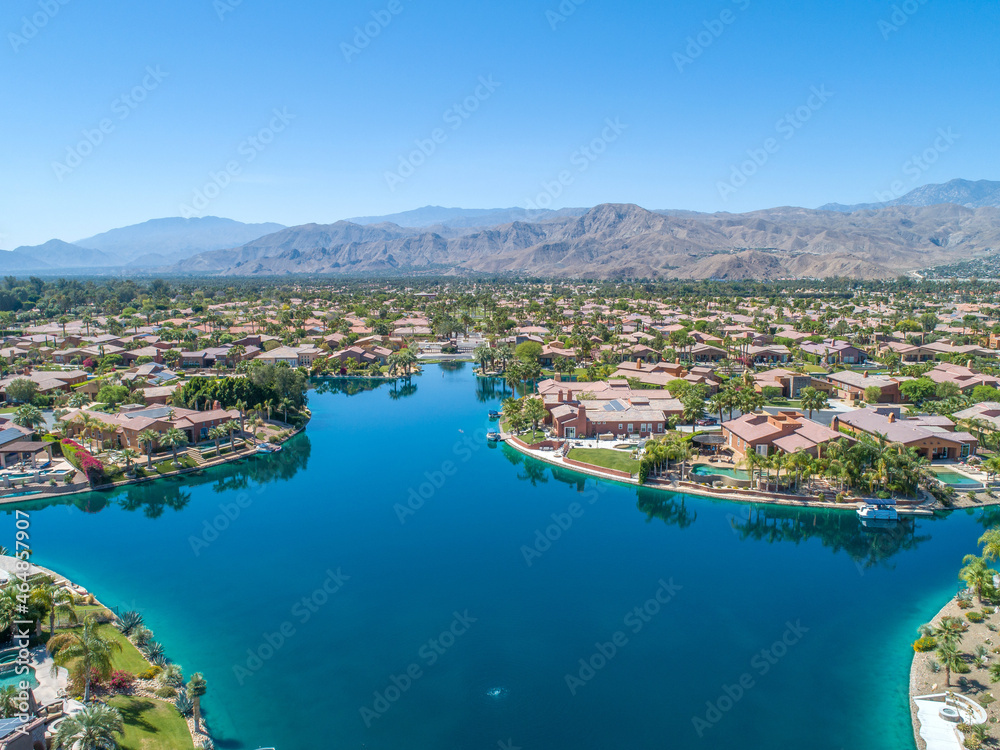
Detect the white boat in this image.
<box><xmin>256</xmin><ymin>443</ymin><xmax>282</xmax><ymax>454</ymax></box>
<box><xmin>857</xmin><ymin>501</ymin><xmax>898</xmax><ymax>521</ymax></box>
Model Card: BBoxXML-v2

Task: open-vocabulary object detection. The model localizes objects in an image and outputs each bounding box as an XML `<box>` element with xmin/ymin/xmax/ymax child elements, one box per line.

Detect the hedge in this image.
<box><xmin>60</xmin><ymin>439</ymin><xmax>105</xmax><ymax>484</ymax></box>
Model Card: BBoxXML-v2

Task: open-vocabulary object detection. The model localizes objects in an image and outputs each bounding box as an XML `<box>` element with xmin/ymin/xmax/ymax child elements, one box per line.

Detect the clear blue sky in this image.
<box><xmin>3</xmin><ymin>0</ymin><xmax>998</xmax><ymax>247</ymax></box>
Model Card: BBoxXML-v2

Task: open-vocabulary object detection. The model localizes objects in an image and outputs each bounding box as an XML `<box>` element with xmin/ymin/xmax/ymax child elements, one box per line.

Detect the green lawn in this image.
<box><xmin>151</xmin><ymin>455</ymin><xmax>198</xmax><ymax>474</ymax></box>
<box><xmin>109</xmin><ymin>696</ymin><xmax>195</xmax><ymax>750</ymax></box>
<box><xmin>802</xmin><ymin>364</ymin><xmax>828</xmax><ymax>373</ymax></box>
<box><xmin>95</xmin><ymin>624</ymin><xmax>151</xmax><ymax>674</ymax></box>
<box><xmin>516</xmin><ymin>430</ymin><xmax>547</xmax><ymax>444</ymax></box>
<box><xmin>567</xmin><ymin>448</ymin><xmax>639</xmax><ymax>474</ymax></box>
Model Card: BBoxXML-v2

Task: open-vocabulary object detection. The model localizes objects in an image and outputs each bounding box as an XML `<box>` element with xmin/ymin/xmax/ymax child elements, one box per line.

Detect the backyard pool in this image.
<box><xmin>933</xmin><ymin>470</ymin><xmax>982</xmax><ymax>487</ymax></box>
<box><xmin>691</xmin><ymin>464</ymin><xmax>749</xmax><ymax>480</ymax></box>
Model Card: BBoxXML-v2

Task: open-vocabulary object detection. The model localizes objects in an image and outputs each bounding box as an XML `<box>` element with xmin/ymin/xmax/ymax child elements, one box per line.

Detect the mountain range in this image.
<box><xmin>4</xmin><ymin>179</ymin><xmax>1000</xmax><ymax>279</ymax></box>
<box><xmin>818</xmin><ymin>178</ymin><xmax>1000</xmax><ymax>213</ymax></box>
<box><xmin>0</xmin><ymin>217</ymin><xmax>285</xmax><ymax>273</ymax></box>
<box><xmin>174</xmin><ymin>202</ymin><xmax>1000</xmax><ymax>280</ymax></box>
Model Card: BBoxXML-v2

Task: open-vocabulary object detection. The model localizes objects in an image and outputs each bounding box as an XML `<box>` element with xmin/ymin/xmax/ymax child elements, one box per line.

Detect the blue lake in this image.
<box><xmin>5</xmin><ymin>364</ymin><xmax>993</xmax><ymax>749</ymax></box>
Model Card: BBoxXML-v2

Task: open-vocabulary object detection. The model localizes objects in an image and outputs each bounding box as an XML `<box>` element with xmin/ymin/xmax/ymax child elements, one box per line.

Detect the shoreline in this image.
<box><xmin>502</xmin><ymin>434</ymin><xmax>947</xmax><ymax>514</ymax></box>
<box><xmin>0</xmin><ymin>420</ymin><xmax>308</xmax><ymax>506</ymax></box>
<box><xmin>0</xmin><ymin>554</ymin><xmax>212</xmax><ymax>747</ymax></box>
<box><xmin>907</xmin><ymin>593</ymin><xmax>997</xmax><ymax>750</ymax></box>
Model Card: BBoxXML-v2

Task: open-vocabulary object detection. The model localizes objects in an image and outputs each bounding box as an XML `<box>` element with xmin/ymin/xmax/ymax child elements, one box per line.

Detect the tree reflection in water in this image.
<box><xmin>0</xmin><ymin>434</ymin><xmax>312</xmax><ymax>518</ymax></box>
<box><xmin>636</xmin><ymin>489</ymin><xmax>697</xmax><ymax>528</ymax></box>
<box><xmin>728</xmin><ymin>504</ymin><xmax>931</xmax><ymax>570</ymax></box>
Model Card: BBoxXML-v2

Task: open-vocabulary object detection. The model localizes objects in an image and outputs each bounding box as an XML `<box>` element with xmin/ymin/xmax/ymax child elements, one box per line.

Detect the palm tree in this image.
<box><xmin>932</xmin><ymin>616</ymin><xmax>967</xmax><ymax>649</ymax></box>
<box><xmin>48</xmin><ymin>615</ymin><xmax>123</xmax><ymax>702</ymax></box>
<box><xmin>187</xmin><ymin>672</ymin><xmax>208</xmax><ymax>734</ymax></box>
<box><xmin>936</xmin><ymin>641</ymin><xmax>964</xmax><ymax>687</ymax></box>
<box><xmin>473</xmin><ymin>343</ymin><xmax>493</xmax><ymax>374</ymax></box>
<box><xmin>279</xmin><ymin>398</ymin><xmax>294</xmax><ymax>424</ymax></box>
<box><xmin>800</xmin><ymin>387</ymin><xmax>829</xmax><ymax>419</ymax></box>
<box><xmin>119</xmin><ymin>448</ymin><xmax>139</xmax><ymax>477</ymax></box>
<box><xmin>960</xmin><ymin>554</ymin><xmax>994</xmax><ymax>605</ymax></box>
<box><xmin>77</xmin><ymin>413</ymin><xmax>99</xmax><ymax>453</ymax></box>
<box><xmin>208</xmin><ymin>425</ymin><xmax>226</xmax><ymax>455</ymax></box>
<box><xmin>53</xmin><ymin>703</ymin><xmax>124</xmax><ymax>749</ymax></box>
<box><xmin>30</xmin><ymin>581</ymin><xmax>77</xmax><ymax>635</ymax></box>
<box><xmin>523</xmin><ymin>397</ymin><xmax>547</xmax><ymax>435</ymax></box>
<box><xmin>12</xmin><ymin>404</ymin><xmax>45</xmax><ymax>431</ymax></box>
<box><xmin>980</xmin><ymin>528</ymin><xmax>1000</xmax><ymax>562</ymax></box>
<box><xmin>160</xmin><ymin>428</ymin><xmax>189</xmax><ymax>466</ymax></box>
<box><xmin>137</xmin><ymin>429</ymin><xmax>158</xmax><ymax>469</ymax></box>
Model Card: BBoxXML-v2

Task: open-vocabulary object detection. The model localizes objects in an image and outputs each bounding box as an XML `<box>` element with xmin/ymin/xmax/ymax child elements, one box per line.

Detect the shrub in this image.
<box><xmin>175</xmin><ymin>689</ymin><xmax>193</xmax><ymax>716</ymax></box>
<box><xmin>967</xmin><ymin>611</ymin><xmax>985</xmax><ymax>624</ymax></box>
<box><xmin>137</xmin><ymin>665</ymin><xmax>162</xmax><ymax>680</ymax></box>
<box><xmin>913</xmin><ymin>636</ymin><xmax>937</xmax><ymax>652</ymax></box>
<box><xmin>130</xmin><ymin>625</ymin><xmax>152</xmax><ymax>648</ymax></box>
<box><xmin>108</xmin><ymin>670</ymin><xmax>134</xmax><ymax>692</ymax></box>
<box><xmin>836</xmin><ymin>492</ymin><xmax>848</xmax><ymax>503</ymax></box>
<box><xmin>116</xmin><ymin>610</ymin><xmax>144</xmax><ymax>636</ymax></box>
<box><xmin>60</xmin><ymin>439</ymin><xmax>106</xmax><ymax>484</ymax></box>
<box><xmin>154</xmin><ymin>684</ymin><xmax>177</xmax><ymax>698</ymax></box>
<box><xmin>928</xmin><ymin>659</ymin><xmax>941</xmax><ymax>673</ymax></box>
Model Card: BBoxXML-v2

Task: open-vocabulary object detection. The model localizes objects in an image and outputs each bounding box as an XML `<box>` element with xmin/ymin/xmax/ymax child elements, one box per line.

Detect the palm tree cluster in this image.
<box><xmin>738</xmin><ymin>435</ymin><xmax>935</xmax><ymax>498</ymax></box>
<box><xmin>502</xmin><ymin>396</ymin><xmax>546</xmax><ymax>436</ymax></box>
<box><xmin>638</xmin><ymin>433</ymin><xmax>697</xmax><ymax>483</ymax></box>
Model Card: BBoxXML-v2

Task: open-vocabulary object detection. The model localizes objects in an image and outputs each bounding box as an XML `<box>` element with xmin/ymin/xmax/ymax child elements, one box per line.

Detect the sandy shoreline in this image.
<box><xmin>909</xmin><ymin>593</ymin><xmax>1000</xmax><ymax>750</ymax></box>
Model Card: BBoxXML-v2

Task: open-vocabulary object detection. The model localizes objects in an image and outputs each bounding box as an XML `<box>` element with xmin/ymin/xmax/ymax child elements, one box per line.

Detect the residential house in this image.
<box><xmin>836</xmin><ymin>406</ymin><xmax>977</xmax><ymax>460</ymax></box>
<box><xmin>722</xmin><ymin>411</ymin><xmax>846</xmax><ymax>458</ymax></box>
<box><xmin>826</xmin><ymin>371</ymin><xmax>902</xmax><ymax>403</ymax></box>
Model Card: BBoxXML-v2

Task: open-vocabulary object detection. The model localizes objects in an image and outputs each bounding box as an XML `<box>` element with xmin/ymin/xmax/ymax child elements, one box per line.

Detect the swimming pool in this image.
<box><xmin>691</xmin><ymin>464</ymin><xmax>749</xmax><ymax>480</ymax></box>
<box><xmin>0</xmin><ymin>667</ymin><xmax>38</xmax><ymax>690</ymax></box>
<box><xmin>934</xmin><ymin>470</ymin><xmax>981</xmax><ymax>487</ymax></box>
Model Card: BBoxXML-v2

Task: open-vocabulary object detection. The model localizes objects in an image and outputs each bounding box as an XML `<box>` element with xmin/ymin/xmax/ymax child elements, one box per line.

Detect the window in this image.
<box><xmin>627</xmin><ymin>424</ymin><xmax>634</xmax><ymax>432</ymax></box>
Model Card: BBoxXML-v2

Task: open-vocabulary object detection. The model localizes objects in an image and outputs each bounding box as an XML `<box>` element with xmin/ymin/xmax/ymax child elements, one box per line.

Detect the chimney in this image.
<box><xmin>213</xmin><ymin>400</ymin><xmax>221</xmax><ymax>410</ymax></box>
<box><xmin>567</xmin><ymin>389</ymin><xmax>574</xmax><ymax>401</ymax></box>
<box><xmin>863</xmin><ymin>370</ymin><xmax>868</xmax><ymax>378</ymax></box>
<box><xmin>637</xmin><ymin>360</ymin><xmax>643</xmax><ymax>369</ymax></box>
<box><xmin>554</xmin><ymin>372</ymin><xmax>562</xmax><ymax>382</ymax></box>
<box><xmin>888</xmin><ymin>412</ymin><xmax>896</xmax><ymax>423</ymax></box>
<box><xmin>831</xmin><ymin>416</ymin><xmax>840</xmax><ymax>431</ymax></box>
<box><xmin>558</xmin><ymin>389</ymin><xmax>564</xmax><ymax>403</ymax></box>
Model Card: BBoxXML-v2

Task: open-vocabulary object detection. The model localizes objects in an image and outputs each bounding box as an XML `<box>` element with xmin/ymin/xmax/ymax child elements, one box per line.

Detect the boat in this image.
<box><xmin>256</xmin><ymin>443</ymin><xmax>282</xmax><ymax>454</ymax></box>
<box><xmin>856</xmin><ymin>498</ymin><xmax>898</xmax><ymax>521</ymax></box>
<box><xmin>487</xmin><ymin>410</ymin><xmax>501</xmax><ymax>420</ymax></box>
<box><xmin>486</xmin><ymin>431</ymin><xmax>502</xmax><ymax>442</ymax></box>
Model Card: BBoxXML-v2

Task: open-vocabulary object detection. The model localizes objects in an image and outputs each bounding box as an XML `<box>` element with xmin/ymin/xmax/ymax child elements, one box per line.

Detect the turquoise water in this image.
<box><xmin>1</xmin><ymin>366</ymin><xmax>991</xmax><ymax>749</ymax></box>
<box><xmin>0</xmin><ymin>668</ymin><xmax>37</xmax><ymax>690</ymax></box>
<box><xmin>691</xmin><ymin>464</ymin><xmax>749</xmax><ymax>480</ymax></box>
<box><xmin>934</xmin><ymin>470</ymin><xmax>981</xmax><ymax>487</ymax></box>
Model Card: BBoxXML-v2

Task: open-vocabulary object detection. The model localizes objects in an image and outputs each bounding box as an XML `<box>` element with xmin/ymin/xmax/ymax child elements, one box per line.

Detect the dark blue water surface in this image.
<box><xmin>5</xmin><ymin>364</ymin><xmax>994</xmax><ymax>749</ymax></box>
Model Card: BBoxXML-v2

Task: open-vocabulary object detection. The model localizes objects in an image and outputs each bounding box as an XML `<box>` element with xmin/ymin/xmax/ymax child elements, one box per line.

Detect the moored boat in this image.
<box><xmin>487</xmin><ymin>431</ymin><xmax>502</xmax><ymax>442</ymax></box>
<box><xmin>488</xmin><ymin>410</ymin><xmax>500</xmax><ymax>420</ymax></box>
<box><xmin>856</xmin><ymin>498</ymin><xmax>898</xmax><ymax>521</ymax></box>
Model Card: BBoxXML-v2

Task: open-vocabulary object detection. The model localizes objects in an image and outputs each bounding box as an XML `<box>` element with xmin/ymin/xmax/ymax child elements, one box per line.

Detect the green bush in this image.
<box><xmin>137</xmin><ymin>665</ymin><xmax>162</xmax><ymax>680</ymax></box>
<box><xmin>913</xmin><ymin>636</ymin><xmax>937</xmax><ymax>652</ymax></box>
<box><xmin>967</xmin><ymin>611</ymin><xmax>985</xmax><ymax>623</ymax></box>
<box><xmin>154</xmin><ymin>684</ymin><xmax>177</xmax><ymax>698</ymax></box>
